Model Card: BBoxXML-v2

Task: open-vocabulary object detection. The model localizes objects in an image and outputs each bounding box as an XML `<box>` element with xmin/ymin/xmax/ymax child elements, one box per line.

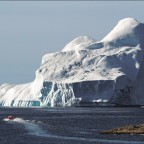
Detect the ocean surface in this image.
<box><xmin>0</xmin><ymin>107</ymin><xmax>144</xmax><ymax>144</ymax></box>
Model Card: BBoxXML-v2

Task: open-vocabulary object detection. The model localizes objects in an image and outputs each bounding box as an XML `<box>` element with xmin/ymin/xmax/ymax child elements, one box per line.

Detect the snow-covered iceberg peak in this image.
<box><xmin>0</xmin><ymin>18</ymin><xmax>144</xmax><ymax>107</ymax></box>
<box><xmin>62</xmin><ymin>36</ymin><xmax>96</xmax><ymax>52</ymax></box>
<box><xmin>102</xmin><ymin>18</ymin><xmax>144</xmax><ymax>47</ymax></box>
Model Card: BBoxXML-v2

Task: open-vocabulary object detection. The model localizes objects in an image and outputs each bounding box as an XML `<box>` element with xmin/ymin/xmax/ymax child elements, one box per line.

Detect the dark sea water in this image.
<box><xmin>0</xmin><ymin>107</ymin><xmax>144</xmax><ymax>144</ymax></box>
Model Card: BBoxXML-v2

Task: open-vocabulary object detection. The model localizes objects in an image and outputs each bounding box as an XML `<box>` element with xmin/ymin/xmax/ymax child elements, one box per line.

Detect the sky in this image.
<box><xmin>0</xmin><ymin>1</ymin><xmax>144</xmax><ymax>84</ymax></box>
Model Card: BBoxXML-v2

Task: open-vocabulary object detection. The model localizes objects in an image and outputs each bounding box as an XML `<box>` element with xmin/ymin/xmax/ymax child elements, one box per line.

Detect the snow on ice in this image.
<box><xmin>0</xmin><ymin>18</ymin><xmax>144</xmax><ymax>107</ymax></box>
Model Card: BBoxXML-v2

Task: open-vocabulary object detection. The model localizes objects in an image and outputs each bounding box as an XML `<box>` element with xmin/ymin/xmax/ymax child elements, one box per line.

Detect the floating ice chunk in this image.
<box><xmin>0</xmin><ymin>18</ymin><xmax>144</xmax><ymax>107</ymax></box>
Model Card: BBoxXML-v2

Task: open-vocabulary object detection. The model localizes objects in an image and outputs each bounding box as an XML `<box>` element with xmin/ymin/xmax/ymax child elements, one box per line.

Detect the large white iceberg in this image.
<box><xmin>0</xmin><ymin>18</ymin><xmax>144</xmax><ymax>107</ymax></box>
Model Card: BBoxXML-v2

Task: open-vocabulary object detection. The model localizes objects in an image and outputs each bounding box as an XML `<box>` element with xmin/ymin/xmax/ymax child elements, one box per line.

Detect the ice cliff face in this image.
<box><xmin>1</xmin><ymin>18</ymin><xmax>144</xmax><ymax>107</ymax></box>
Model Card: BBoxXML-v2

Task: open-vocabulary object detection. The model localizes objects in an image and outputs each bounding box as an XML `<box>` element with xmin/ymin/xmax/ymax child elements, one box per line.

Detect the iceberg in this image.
<box><xmin>0</xmin><ymin>18</ymin><xmax>144</xmax><ymax>107</ymax></box>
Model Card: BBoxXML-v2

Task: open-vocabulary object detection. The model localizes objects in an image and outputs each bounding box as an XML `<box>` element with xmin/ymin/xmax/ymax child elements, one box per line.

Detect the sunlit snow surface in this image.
<box><xmin>0</xmin><ymin>18</ymin><xmax>144</xmax><ymax>107</ymax></box>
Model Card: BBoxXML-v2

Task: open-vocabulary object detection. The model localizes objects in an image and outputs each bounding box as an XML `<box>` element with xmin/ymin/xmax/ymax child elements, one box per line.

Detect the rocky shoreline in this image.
<box><xmin>101</xmin><ymin>124</ymin><xmax>144</xmax><ymax>134</ymax></box>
